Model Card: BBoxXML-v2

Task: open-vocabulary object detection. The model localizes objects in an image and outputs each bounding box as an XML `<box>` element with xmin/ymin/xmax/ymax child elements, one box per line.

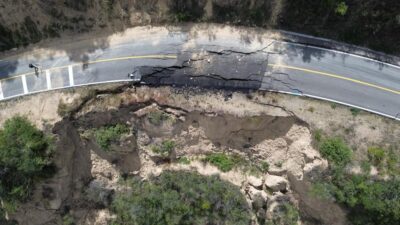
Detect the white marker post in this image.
<box><xmin>45</xmin><ymin>70</ymin><xmax>52</xmax><ymax>90</ymax></box>
<box><xmin>0</xmin><ymin>81</ymin><xmax>4</xmax><ymax>100</ymax></box>
<box><xmin>68</xmin><ymin>66</ymin><xmax>74</xmax><ymax>86</ymax></box>
<box><xmin>21</xmin><ymin>75</ymin><xmax>29</xmax><ymax>94</ymax></box>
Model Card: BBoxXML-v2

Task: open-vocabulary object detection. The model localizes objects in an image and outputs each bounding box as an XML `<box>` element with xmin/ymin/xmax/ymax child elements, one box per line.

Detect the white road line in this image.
<box><xmin>274</xmin><ymin>40</ymin><xmax>400</xmax><ymax>70</ymax></box>
<box><xmin>261</xmin><ymin>88</ymin><xmax>400</xmax><ymax>121</ymax></box>
<box><xmin>68</xmin><ymin>66</ymin><xmax>74</xmax><ymax>86</ymax></box>
<box><xmin>21</xmin><ymin>75</ymin><xmax>29</xmax><ymax>94</ymax></box>
<box><xmin>0</xmin><ymin>81</ymin><xmax>3</xmax><ymax>99</ymax></box>
<box><xmin>45</xmin><ymin>70</ymin><xmax>52</xmax><ymax>90</ymax></box>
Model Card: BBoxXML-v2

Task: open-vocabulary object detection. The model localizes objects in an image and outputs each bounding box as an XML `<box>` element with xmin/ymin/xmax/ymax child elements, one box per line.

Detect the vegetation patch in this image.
<box><xmin>314</xmin><ymin>133</ymin><xmax>400</xmax><ymax>225</ymax></box>
<box><xmin>204</xmin><ymin>153</ymin><xmax>244</xmax><ymax>172</ymax></box>
<box><xmin>270</xmin><ymin>203</ymin><xmax>300</xmax><ymax>225</ymax></box>
<box><xmin>0</xmin><ymin>116</ymin><xmax>53</xmax><ymax>212</ymax></box>
<box><xmin>93</xmin><ymin>124</ymin><xmax>130</xmax><ymax>150</ymax></box>
<box><xmin>177</xmin><ymin>156</ymin><xmax>191</xmax><ymax>165</ymax></box>
<box><xmin>367</xmin><ymin>147</ymin><xmax>386</xmax><ymax>166</ymax></box>
<box><xmin>151</xmin><ymin>139</ymin><xmax>176</xmax><ymax>159</ymax></box>
<box><xmin>147</xmin><ymin>111</ymin><xmax>170</xmax><ymax>126</ymax></box>
<box><xmin>318</xmin><ymin>137</ymin><xmax>352</xmax><ymax>166</ymax></box>
<box><xmin>203</xmin><ymin>152</ymin><xmax>267</xmax><ymax>174</ymax></box>
<box><xmin>111</xmin><ymin>171</ymin><xmax>251</xmax><ymax>225</ymax></box>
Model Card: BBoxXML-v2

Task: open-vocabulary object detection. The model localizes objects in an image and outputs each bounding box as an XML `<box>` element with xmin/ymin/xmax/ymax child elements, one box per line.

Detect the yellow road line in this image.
<box><xmin>269</xmin><ymin>64</ymin><xmax>400</xmax><ymax>95</ymax></box>
<box><xmin>0</xmin><ymin>54</ymin><xmax>177</xmax><ymax>81</ymax></box>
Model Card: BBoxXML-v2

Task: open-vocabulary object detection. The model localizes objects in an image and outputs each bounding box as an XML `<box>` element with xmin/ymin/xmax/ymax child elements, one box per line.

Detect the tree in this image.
<box><xmin>0</xmin><ymin>116</ymin><xmax>53</xmax><ymax>206</ymax></box>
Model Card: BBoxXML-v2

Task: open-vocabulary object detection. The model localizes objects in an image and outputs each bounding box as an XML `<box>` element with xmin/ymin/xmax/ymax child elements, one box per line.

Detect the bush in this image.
<box><xmin>260</xmin><ymin>161</ymin><xmax>269</xmax><ymax>173</ymax></box>
<box><xmin>177</xmin><ymin>157</ymin><xmax>190</xmax><ymax>165</ymax></box>
<box><xmin>94</xmin><ymin>124</ymin><xmax>129</xmax><ymax>150</ymax></box>
<box><xmin>151</xmin><ymin>140</ymin><xmax>176</xmax><ymax>158</ymax></box>
<box><xmin>331</xmin><ymin>175</ymin><xmax>400</xmax><ymax>225</ymax></box>
<box><xmin>367</xmin><ymin>147</ymin><xmax>386</xmax><ymax>166</ymax></box>
<box><xmin>0</xmin><ymin>116</ymin><xmax>53</xmax><ymax>206</ymax></box>
<box><xmin>319</xmin><ymin>137</ymin><xmax>352</xmax><ymax>166</ymax></box>
<box><xmin>111</xmin><ymin>171</ymin><xmax>251</xmax><ymax>225</ymax></box>
<box><xmin>204</xmin><ymin>153</ymin><xmax>242</xmax><ymax>172</ymax></box>
<box><xmin>147</xmin><ymin>111</ymin><xmax>169</xmax><ymax>126</ymax></box>
<box><xmin>269</xmin><ymin>203</ymin><xmax>300</xmax><ymax>225</ymax></box>
<box><xmin>350</xmin><ymin>108</ymin><xmax>361</xmax><ymax>116</ymax></box>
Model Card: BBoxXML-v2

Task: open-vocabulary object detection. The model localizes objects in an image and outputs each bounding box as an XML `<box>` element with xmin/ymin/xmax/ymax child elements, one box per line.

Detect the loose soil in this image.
<box><xmin>1</xmin><ymin>85</ymin><xmax>399</xmax><ymax>225</ymax></box>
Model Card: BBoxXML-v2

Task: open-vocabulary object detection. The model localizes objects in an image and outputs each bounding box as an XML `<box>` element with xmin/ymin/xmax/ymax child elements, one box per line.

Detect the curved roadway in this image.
<box><xmin>0</xmin><ymin>26</ymin><xmax>399</xmax><ymax>120</ymax></box>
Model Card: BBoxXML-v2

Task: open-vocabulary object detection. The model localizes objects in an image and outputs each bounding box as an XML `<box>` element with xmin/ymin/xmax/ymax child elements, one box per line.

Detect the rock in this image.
<box><xmin>268</xmin><ymin>166</ymin><xmax>287</xmax><ymax>176</ymax></box>
<box><xmin>265</xmin><ymin>174</ymin><xmax>288</xmax><ymax>192</ymax></box>
<box><xmin>303</xmin><ymin>159</ymin><xmax>328</xmax><ymax>177</ymax></box>
<box><xmin>165</xmin><ymin>108</ymin><xmax>186</xmax><ymax>117</ymax></box>
<box><xmin>248</xmin><ymin>175</ymin><xmax>263</xmax><ymax>189</ymax></box>
<box><xmin>84</xmin><ymin>209</ymin><xmax>115</xmax><ymax>225</ymax></box>
<box><xmin>247</xmin><ymin>186</ymin><xmax>268</xmax><ymax>211</ymax></box>
<box><xmin>137</xmin><ymin>131</ymin><xmax>151</xmax><ymax>146</ymax></box>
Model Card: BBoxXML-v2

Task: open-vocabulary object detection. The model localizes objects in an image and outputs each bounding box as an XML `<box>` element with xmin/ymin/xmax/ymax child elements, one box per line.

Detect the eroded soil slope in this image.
<box><xmin>1</xmin><ymin>85</ymin><xmax>399</xmax><ymax>225</ymax></box>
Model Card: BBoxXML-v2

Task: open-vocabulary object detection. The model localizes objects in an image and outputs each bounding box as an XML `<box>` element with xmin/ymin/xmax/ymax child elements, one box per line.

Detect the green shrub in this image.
<box><xmin>177</xmin><ymin>157</ymin><xmax>190</xmax><ymax>165</ymax></box>
<box><xmin>204</xmin><ymin>153</ymin><xmax>244</xmax><ymax>172</ymax></box>
<box><xmin>310</xmin><ymin>182</ymin><xmax>334</xmax><ymax>200</ymax></box>
<box><xmin>260</xmin><ymin>161</ymin><xmax>269</xmax><ymax>173</ymax></box>
<box><xmin>111</xmin><ymin>171</ymin><xmax>251</xmax><ymax>225</ymax></box>
<box><xmin>332</xmin><ymin>175</ymin><xmax>400</xmax><ymax>225</ymax></box>
<box><xmin>147</xmin><ymin>111</ymin><xmax>169</xmax><ymax>126</ymax></box>
<box><xmin>335</xmin><ymin>2</ymin><xmax>348</xmax><ymax>16</ymax></box>
<box><xmin>57</xmin><ymin>100</ymin><xmax>69</xmax><ymax>117</ymax></box>
<box><xmin>313</xmin><ymin>129</ymin><xmax>323</xmax><ymax>143</ymax></box>
<box><xmin>360</xmin><ymin>161</ymin><xmax>371</xmax><ymax>174</ymax></box>
<box><xmin>350</xmin><ymin>108</ymin><xmax>361</xmax><ymax>116</ymax></box>
<box><xmin>152</xmin><ymin>140</ymin><xmax>176</xmax><ymax>158</ymax></box>
<box><xmin>62</xmin><ymin>214</ymin><xmax>75</xmax><ymax>225</ymax></box>
<box><xmin>94</xmin><ymin>124</ymin><xmax>130</xmax><ymax>150</ymax></box>
<box><xmin>270</xmin><ymin>203</ymin><xmax>300</xmax><ymax>225</ymax></box>
<box><xmin>367</xmin><ymin>147</ymin><xmax>386</xmax><ymax>166</ymax></box>
<box><xmin>319</xmin><ymin>137</ymin><xmax>352</xmax><ymax>166</ymax></box>
<box><xmin>0</xmin><ymin>116</ymin><xmax>53</xmax><ymax>206</ymax></box>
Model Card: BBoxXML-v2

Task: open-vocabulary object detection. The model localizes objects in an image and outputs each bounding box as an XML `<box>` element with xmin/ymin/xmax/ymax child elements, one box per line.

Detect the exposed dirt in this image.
<box><xmin>1</xmin><ymin>85</ymin><xmax>399</xmax><ymax>225</ymax></box>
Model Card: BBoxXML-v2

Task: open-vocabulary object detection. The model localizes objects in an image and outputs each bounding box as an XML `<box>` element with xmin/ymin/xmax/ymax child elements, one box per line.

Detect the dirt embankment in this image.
<box><xmin>1</xmin><ymin>85</ymin><xmax>399</xmax><ymax>225</ymax></box>
<box><xmin>0</xmin><ymin>86</ymin><xmax>331</xmax><ymax>225</ymax></box>
<box><xmin>1</xmin><ymin>0</ymin><xmax>399</xmax><ymax>55</ymax></box>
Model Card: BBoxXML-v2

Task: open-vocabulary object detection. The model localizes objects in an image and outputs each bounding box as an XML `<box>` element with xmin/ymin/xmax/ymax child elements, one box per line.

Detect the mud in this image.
<box><xmin>182</xmin><ymin>111</ymin><xmax>300</xmax><ymax>150</ymax></box>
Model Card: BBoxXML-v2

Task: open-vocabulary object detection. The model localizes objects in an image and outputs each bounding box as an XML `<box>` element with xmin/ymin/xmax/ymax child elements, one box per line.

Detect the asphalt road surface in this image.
<box><xmin>0</xmin><ymin>26</ymin><xmax>399</xmax><ymax>120</ymax></box>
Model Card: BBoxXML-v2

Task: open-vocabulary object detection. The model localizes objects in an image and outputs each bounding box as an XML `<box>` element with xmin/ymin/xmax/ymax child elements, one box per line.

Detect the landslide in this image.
<box><xmin>5</xmin><ymin>86</ymin><xmax>342</xmax><ymax>225</ymax></box>
<box><xmin>0</xmin><ymin>0</ymin><xmax>399</xmax><ymax>55</ymax></box>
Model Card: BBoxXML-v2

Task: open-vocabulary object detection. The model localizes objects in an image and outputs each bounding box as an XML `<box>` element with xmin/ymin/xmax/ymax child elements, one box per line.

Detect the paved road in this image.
<box><xmin>0</xmin><ymin>26</ymin><xmax>399</xmax><ymax>120</ymax></box>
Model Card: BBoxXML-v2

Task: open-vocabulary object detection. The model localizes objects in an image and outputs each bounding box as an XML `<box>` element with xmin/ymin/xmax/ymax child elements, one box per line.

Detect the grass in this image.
<box><xmin>151</xmin><ymin>140</ymin><xmax>176</xmax><ymax>158</ymax></box>
<box><xmin>204</xmin><ymin>153</ymin><xmax>244</xmax><ymax>172</ymax></box>
<box><xmin>203</xmin><ymin>153</ymin><xmax>267</xmax><ymax>175</ymax></box>
<box><xmin>367</xmin><ymin>147</ymin><xmax>386</xmax><ymax>166</ymax></box>
<box><xmin>93</xmin><ymin>124</ymin><xmax>130</xmax><ymax>150</ymax></box>
<box><xmin>350</xmin><ymin>108</ymin><xmax>361</xmax><ymax>116</ymax></box>
<box><xmin>178</xmin><ymin>157</ymin><xmax>191</xmax><ymax>165</ymax></box>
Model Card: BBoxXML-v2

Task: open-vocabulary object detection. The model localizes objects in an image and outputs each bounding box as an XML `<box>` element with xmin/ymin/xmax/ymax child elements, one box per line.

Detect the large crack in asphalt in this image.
<box><xmin>136</xmin><ymin>43</ymin><xmax>302</xmax><ymax>93</ymax></box>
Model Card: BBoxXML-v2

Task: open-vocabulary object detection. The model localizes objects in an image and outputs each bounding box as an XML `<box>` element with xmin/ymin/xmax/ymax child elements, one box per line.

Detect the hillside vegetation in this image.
<box><xmin>0</xmin><ymin>0</ymin><xmax>399</xmax><ymax>54</ymax></box>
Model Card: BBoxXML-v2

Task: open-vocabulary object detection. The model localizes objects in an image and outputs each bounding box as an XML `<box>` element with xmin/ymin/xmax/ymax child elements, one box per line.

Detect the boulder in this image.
<box><xmin>247</xmin><ymin>186</ymin><xmax>268</xmax><ymax>211</ymax></box>
<box><xmin>247</xmin><ymin>175</ymin><xmax>264</xmax><ymax>189</ymax></box>
<box><xmin>303</xmin><ymin>159</ymin><xmax>328</xmax><ymax>178</ymax></box>
<box><xmin>268</xmin><ymin>166</ymin><xmax>287</xmax><ymax>176</ymax></box>
<box><xmin>265</xmin><ymin>174</ymin><xmax>288</xmax><ymax>192</ymax></box>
